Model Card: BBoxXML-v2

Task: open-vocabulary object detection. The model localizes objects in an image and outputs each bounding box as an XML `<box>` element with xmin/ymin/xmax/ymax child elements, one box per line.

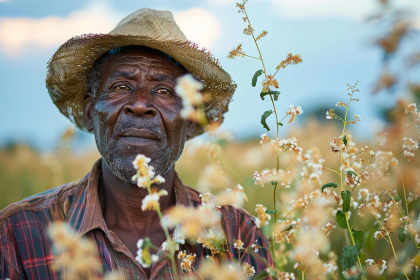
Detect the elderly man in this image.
<box><xmin>0</xmin><ymin>8</ymin><xmax>270</xmax><ymax>279</ymax></box>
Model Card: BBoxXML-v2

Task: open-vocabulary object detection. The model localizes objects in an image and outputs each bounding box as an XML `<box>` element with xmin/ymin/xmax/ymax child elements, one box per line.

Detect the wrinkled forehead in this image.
<box><xmin>104</xmin><ymin>51</ymin><xmax>184</xmax><ymax>77</ymax></box>
<box><xmin>101</xmin><ymin>46</ymin><xmax>186</xmax><ymax>74</ymax></box>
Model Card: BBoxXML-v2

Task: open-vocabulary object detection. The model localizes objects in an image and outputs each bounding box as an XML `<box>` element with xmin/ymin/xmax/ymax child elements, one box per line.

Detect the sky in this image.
<box><xmin>0</xmin><ymin>0</ymin><xmax>419</xmax><ymax>152</ymax></box>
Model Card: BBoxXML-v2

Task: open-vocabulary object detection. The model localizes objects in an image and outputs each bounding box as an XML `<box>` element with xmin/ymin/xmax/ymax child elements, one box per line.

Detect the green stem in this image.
<box><xmin>345</xmin><ymin>213</ymin><xmax>366</xmax><ymax>280</ymax></box>
<box><xmin>243</xmin><ymin>1</ymin><xmax>282</xmax><ymax>271</ymax></box>
<box><xmin>156</xmin><ymin>209</ymin><xmax>178</xmax><ymax>277</ymax></box>
<box><xmin>243</xmin><ymin>7</ymin><xmax>267</xmax><ymax>78</ymax></box>
<box><xmin>146</xmin><ymin>183</ymin><xmax>178</xmax><ymax>279</ymax></box>
<box><xmin>269</xmin><ymin>236</ymin><xmax>280</xmax><ymax>270</ymax></box>
<box><xmin>396</xmin><ymin>165</ymin><xmax>409</xmax><ymax>216</ymax></box>
<box><xmin>340</xmin><ymin>85</ymin><xmax>366</xmax><ymax>280</ymax></box>
<box><xmin>245</xmin><ymin>4</ymin><xmax>281</xmax><ymax>221</ymax></box>
<box><xmin>236</xmin><ymin>51</ymin><xmax>261</xmax><ymax>60</ymax></box>
<box><xmin>371</xmin><ymin>215</ymin><xmax>409</xmax><ymax>280</ymax></box>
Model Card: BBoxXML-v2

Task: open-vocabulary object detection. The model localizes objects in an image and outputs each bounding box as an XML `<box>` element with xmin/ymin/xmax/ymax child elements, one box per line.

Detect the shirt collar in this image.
<box><xmin>66</xmin><ymin>158</ymin><xmax>192</xmax><ymax>236</ymax></box>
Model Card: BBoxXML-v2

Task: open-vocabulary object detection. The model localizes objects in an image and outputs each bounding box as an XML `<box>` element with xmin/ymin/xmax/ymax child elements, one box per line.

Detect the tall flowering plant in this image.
<box><xmin>225</xmin><ymin>1</ymin><xmax>420</xmax><ymax>279</ymax></box>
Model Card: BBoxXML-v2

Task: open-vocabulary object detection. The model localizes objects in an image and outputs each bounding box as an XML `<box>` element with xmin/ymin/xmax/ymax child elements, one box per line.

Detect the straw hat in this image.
<box><xmin>46</xmin><ymin>8</ymin><xmax>236</xmax><ymax>138</ymax></box>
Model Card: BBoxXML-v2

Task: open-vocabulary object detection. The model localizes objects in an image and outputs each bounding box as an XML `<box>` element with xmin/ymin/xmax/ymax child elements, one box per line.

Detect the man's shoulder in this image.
<box><xmin>0</xmin><ymin>178</ymin><xmax>84</xmax><ymax>227</ymax></box>
<box><xmin>184</xmin><ymin>185</ymin><xmax>202</xmax><ymax>203</ymax></box>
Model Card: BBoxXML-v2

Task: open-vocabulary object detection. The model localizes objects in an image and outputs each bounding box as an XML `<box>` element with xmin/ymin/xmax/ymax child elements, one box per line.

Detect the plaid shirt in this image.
<box><xmin>0</xmin><ymin>159</ymin><xmax>271</xmax><ymax>280</ymax></box>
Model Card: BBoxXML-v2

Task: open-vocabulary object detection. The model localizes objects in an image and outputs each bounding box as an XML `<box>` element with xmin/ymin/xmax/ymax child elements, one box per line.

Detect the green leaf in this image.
<box><xmin>346</xmin><ymin>170</ymin><xmax>357</xmax><ymax>177</ymax></box>
<box><xmin>341</xmin><ymin>245</ymin><xmax>360</xmax><ymax>270</ymax></box>
<box><xmin>216</xmin><ymin>138</ymin><xmax>227</xmax><ymax>147</ymax></box>
<box><xmin>141</xmin><ymin>237</ymin><xmax>153</xmax><ymax>248</ymax></box>
<box><xmin>343</xmin><ymin>135</ymin><xmax>347</xmax><ymax>146</ymax></box>
<box><xmin>399</xmin><ymin>227</ymin><xmax>406</xmax><ymax>243</ymax></box>
<box><xmin>321</xmin><ymin>183</ymin><xmax>338</xmax><ymax>192</ymax></box>
<box><xmin>271</xmin><ymin>181</ymin><xmax>277</xmax><ymax>185</ymax></box>
<box><xmin>265</xmin><ymin>210</ymin><xmax>277</xmax><ymax>214</ymax></box>
<box><xmin>352</xmin><ymin>229</ymin><xmax>365</xmax><ymax>250</ymax></box>
<box><xmin>260</xmin><ymin>91</ymin><xmax>280</xmax><ymax>101</ymax></box>
<box><xmin>284</xmin><ymin>224</ymin><xmax>297</xmax><ymax>231</ymax></box>
<box><xmin>252</xmin><ymin>69</ymin><xmax>264</xmax><ymax>87</ymax></box>
<box><xmin>391</xmin><ymin>196</ymin><xmax>401</xmax><ymax>202</ymax></box>
<box><xmin>366</xmin><ymin>229</ymin><xmax>375</xmax><ymax>250</ymax></box>
<box><xmin>336</xmin><ymin>210</ymin><xmax>348</xmax><ymax>229</ymax></box>
<box><xmin>342</xmin><ymin>190</ymin><xmax>351</xmax><ymax>212</ymax></box>
<box><xmin>278</xmin><ymin>122</ymin><xmax>283</xmax><ymax>126</ymax></box>
<box><xmin>260</xmin><ymin>92</ymin><xmax>270</xmax><ymax>101</ymax></box>
<box><xmin>261</xmin><ymin>110</ymin><xmax>273</xmax><ymax>131</ymax></box>
<box><xmin>253</xmin><ymin>270</ymin><xmax>269</xmax><ymax>280</ymax></box>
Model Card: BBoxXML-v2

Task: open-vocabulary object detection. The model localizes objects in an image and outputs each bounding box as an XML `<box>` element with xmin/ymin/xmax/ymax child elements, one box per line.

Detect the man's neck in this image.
<box><xmin>97</xmin><ymin>159</ymin><xmax>176</xmax><ymax>235</ymax></box>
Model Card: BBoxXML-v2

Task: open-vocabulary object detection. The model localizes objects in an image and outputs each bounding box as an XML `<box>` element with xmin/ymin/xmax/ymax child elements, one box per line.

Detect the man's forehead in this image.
<box><xmin>103</xmin><ymin>49</ymin><xmax>184</xmax><ymax>77</ymax></box>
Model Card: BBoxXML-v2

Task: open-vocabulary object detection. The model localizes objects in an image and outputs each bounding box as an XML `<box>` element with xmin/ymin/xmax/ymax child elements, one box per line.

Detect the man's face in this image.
<box><xmin>88</xmin><ymin>49</ymin><xmax>191</xmax><ymax>183</ymax></box>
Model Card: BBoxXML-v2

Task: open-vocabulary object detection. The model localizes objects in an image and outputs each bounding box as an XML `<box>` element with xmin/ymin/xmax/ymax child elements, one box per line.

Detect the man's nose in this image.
<box><xmin>123</xmin><ymin>93</ymin><xmax>157</xmax><ymax>118</ymax></box>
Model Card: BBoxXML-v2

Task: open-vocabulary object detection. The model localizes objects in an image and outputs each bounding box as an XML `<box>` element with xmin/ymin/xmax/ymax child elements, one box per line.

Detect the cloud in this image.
<box><xmin>0</xmin><ymin>4</ymin><xmax>221</xmax><ymax>57</ymax></box>
<box><xmin>0</xmin><ymin>2</ymin><xmax>123</xmax><ymax>57</ymax></box>
<box><xmin>173</xmin><ymin>8</ymin><xmax>221</xmax><ymax>50</ymax></box>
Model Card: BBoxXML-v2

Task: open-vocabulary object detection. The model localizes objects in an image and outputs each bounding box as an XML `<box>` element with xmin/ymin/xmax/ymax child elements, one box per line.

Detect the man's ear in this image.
<box><xmin>83</xmin><ymin>92</ymin><xmax>94</xmax><ymax>132</ymax></box>
<box><xmin>186</xmin><ymin>120</ymin><xmax>198</xmax><ymax>139</ymax></box>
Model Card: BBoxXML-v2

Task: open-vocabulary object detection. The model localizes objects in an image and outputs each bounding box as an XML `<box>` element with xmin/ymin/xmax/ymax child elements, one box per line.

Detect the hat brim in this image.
<box><xmin>46</xmin><ymin>33</ymin><xmax>236</xmax><ymax>139</ymax></box>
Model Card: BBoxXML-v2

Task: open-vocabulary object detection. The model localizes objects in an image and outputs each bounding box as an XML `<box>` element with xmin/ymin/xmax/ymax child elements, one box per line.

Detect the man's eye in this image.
<box><xmin>115</xmin><ymin>85</ymin><xmax>130</xmax><ymax>90</ymax></box>
<box><xmin>156</xmin><ymin>88</ymin><xmax>171</xmax><ymax>95</ymax></box>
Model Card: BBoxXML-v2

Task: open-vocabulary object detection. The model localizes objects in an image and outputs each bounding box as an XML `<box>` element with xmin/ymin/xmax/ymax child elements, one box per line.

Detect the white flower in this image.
<box><xmin>199</xmin><ymin>189</ymin><xmax>212</xmax><ymax>205</ymax></box>
<box><xmin>365</xmin><ymin>259</ymin><xmax>387</xmax><ymax>274</ymax></box>
<box><xmin>137</xmin><ymin>239</ymin><xmax>144</xmax><ymax>248</ymax></box>
<box><xmin>136</xmin><ymin>239</ymin><xmax>158</xmax><ymax>268</ymax></box>
<box><xmin>287</xmin><ymin>105</ymin><xmax>303</xmax><ymax>123</ymax></box>
<box><xmin>132</xmin><ymin>154</ymin><xmax>165</xmax><ymax>188</ymax></box>
<box><xmin>287</xmin><ymin>104</ymin><xmax>303</xmax><ymax>116</ymax></box>
<box><xmin>243</xmin><ymin>25</ymin><xmax>255</xmax><ymax>35</ymax></box>
<box><xmin>175</xmin><ymin>74</ymin><xmax>204</xmax><ymax>120</ymax></box>
<box><xmin>161</xmin><ymin>240</ymin><xmax>180</xmax><ymax>253</ymax></box>
<box><xmin>154</xmin><ymin>175</ymin><xmax>165</xmax><ymax>184</ymax></box>
<box><xmin>250</xmin><ymin>241</ymin><xmax>259</xmax><ymax>252</ymax></box>
<box><xmin>326</xmin><ymin>109</ymin><xmax>335</xmax><ymax>119</ymax></box>
<box><xmin>132</xmin><ymin>154</ymin><xmax>151</xmax><ymax>170</ymax></box>
<box><xmin>379</xmin><ymin>260</ymin><xmax>387</xmax><ymax>274</ymax></box>
<box><xmin>330</xmin><ymin>136</ymin><xmax>345</xmax><ymax>153</ymax></box>
<box><xmin>405</xmin><ymin>103</ymin><xmax>417</xmax><ymax>113</ymax></box>
<box><xmin>255</xmin><ymin>204</ymin><xmax>271</xmax><ymax>228</ymax></box>
<box><xmin>234</xmin><ymin>239</ymin><xmax>244</xmax><ymax>249</ymax></box>
<box><xmin>141</xmin><ymin>190</ymin><xmax>168</xmax><ymax>211</ymax></box>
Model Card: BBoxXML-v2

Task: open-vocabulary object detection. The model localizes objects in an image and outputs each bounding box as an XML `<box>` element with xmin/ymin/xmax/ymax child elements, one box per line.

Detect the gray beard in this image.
<box><xmin>92</xmin><ymin>114</ymin><xmax>185</xmax><ymax>184</ymax></box>
<box><xmin>97</xmin><ymin>140</ymin><xmax>178</xmax><ymax>184</ymax></box>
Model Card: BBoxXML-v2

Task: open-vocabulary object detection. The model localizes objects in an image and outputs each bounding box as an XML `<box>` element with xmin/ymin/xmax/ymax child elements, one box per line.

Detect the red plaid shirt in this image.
<box><xmin>0</xmin><ymin>159</ymin><xmax>271</xmax><ymax>279</ymax></box>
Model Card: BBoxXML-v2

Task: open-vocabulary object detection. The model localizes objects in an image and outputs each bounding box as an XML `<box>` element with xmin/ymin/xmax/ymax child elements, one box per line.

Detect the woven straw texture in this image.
<box><xmin>46</xmin><ymin>8</ymin><xmax>236</xmax><ymax>138</ymax></box>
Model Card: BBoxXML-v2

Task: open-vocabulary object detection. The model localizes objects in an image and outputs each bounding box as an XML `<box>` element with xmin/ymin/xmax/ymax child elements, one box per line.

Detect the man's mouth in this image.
<box><xmin>115</xmin><ymin>128</ymin><xmax>159</xmax><ymax>143</ymax></box>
